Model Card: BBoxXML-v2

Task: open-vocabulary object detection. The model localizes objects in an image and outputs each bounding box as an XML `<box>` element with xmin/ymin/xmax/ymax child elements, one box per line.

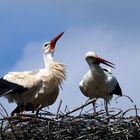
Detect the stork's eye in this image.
<box><xmin>87</xmin><ymin>56</ymin><xmax>94</xmax><ymax>59</ymax></box>
<box><xmin>44</xmin><ymin>43</ymin><xmax>48</xmax><ymax>47</ymax></box>
<box><xmin>87</xmin><ymin>56</ymin><xmax>95</xmax><ymax>60</ymax></box>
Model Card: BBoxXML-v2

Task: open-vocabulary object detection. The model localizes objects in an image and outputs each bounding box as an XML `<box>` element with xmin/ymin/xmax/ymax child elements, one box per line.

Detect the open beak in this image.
<box><xmin>49</xmin><ymin>32</ymin><xmax>64</xmax><ymax>51</ymax></box>
<box><xmin>96</xmin><ymin>55</ymin><xmax>115</xmax><ymax>68</ymax></box>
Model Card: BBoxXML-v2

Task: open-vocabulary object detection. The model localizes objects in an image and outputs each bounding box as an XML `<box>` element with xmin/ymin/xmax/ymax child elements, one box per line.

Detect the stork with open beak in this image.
<box><xmin>79</xmin><ymin>52</ymin><xmax>122</xmax><ymax>113</ymax></box>
<box><xmin>0</xmin><ymin>32</ymin><xmax>66</xmax><ymax>116</ymax></box>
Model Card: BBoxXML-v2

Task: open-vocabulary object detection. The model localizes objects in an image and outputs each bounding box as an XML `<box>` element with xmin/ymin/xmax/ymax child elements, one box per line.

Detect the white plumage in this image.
<box><xmin>32</xmin><ymin>61</ymin><xmax>66</xmax><ymax>112</ymax></box>
<box><xmin>0</xmin><ymin>32</ymin><xmax>66</xmax><ymax>115</ymax></box>
<box><xmin>79</xmin><ymin>52</ymin><xmax>122</xmax><ymax>113</ymax></box>
<box><xmin>3</xmin><ymin>71</ymin><xmax>42</xmax><ymax>103</ymax></box>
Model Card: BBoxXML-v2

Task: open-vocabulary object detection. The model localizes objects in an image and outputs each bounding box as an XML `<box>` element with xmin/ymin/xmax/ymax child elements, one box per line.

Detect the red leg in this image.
<box><xmin>92</xmin><ymin>101</ymin><xmax>96</xmax><ymax>113</ymax></box>
<box><xmin>104</xmin><ymin>100</ymin><xmax>109</xmax><ymax>116</ymax></box>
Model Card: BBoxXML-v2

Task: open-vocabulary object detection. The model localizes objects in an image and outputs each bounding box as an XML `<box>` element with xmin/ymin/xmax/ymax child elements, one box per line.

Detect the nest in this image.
<box><xmin>0</xmin><ymin>98</ymin><xmax>140</xmax><ymax>140</ymax></box>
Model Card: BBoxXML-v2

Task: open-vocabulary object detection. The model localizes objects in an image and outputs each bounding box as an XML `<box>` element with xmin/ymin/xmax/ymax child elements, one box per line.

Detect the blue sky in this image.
<box><xmin>0</xmin><ymin>0</ymin><xmax>140</xmax><ymax>115</ymax></box>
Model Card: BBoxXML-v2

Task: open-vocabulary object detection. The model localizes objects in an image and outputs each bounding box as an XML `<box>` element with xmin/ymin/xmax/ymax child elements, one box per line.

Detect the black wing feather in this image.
<box><xmin>110</xmin><ymin>83</ymin><xmax>122</xmax><ymax>96</ymax></box>
<box><xmin>0</xmin><ymin>78</ymin><xmax>28</xmax><ymax>96</ymax></box>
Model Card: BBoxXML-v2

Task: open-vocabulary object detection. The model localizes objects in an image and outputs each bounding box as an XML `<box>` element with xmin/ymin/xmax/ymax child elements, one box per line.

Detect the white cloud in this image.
<box><xmin>1</xmin><ymin>26</ymin><xmax>140</xmax><ymax>115</ymax></box>
<box><xmin>13</xmin><ymin>42</ymin><xmax>44</xmax><ymax>71</ymax></box>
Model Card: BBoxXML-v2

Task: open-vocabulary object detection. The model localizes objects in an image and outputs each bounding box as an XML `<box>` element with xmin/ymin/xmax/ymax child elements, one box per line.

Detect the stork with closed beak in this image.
<box><xmin>0</xmin><ymin>32</ymin><xmax>66</xmax><ymax>116</ymax></box>
<box><xmin>79</xmin><ymin>52</ymin><xmax>122</xmax><ymax>113</ymax></box>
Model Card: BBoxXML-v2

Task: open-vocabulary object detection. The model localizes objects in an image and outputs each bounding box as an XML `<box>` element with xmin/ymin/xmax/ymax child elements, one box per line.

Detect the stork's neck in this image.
<box><xmin>89</xmin><ymin>63</ymin><xmax>105</xmax><ymax>78</ymax></box>
<box><xmin>43</xmin><ymin>52</ymin><xmax>54</xmax><ymax>67</ymax></box>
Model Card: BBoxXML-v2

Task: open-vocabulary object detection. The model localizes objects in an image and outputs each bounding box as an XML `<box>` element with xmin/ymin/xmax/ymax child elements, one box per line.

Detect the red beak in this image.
<box><xmin>96</xmin><ymin>55</ymin><xmax>115</xmax><ymax>68</ymax></box>
<box><xmin>49</xmin><ymin>32</ymin><xmax>64</xmax><ymax>50</ymax></box>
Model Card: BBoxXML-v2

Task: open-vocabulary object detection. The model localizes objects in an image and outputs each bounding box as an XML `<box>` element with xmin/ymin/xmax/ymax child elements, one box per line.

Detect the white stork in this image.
<box><xmin>79</xmin><ymin>52</ymin><xmax>122</xmax><ymax>113</ymax></box>
<box><xmin>0</xmin><ymin>32</ymin><xmax>66</xmax><ymax>116</ymax></box>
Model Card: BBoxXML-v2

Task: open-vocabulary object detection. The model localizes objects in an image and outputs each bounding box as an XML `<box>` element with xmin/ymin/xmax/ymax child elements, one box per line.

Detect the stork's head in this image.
<box><xmin>43</xmin><ymin>32</ymin><xmax>64</xmax><ymax>55</ymax></box>
<box><xmin>85</xmin><ymin>52</ymin><xmax>115</xmax><ymax>68</ymax></box>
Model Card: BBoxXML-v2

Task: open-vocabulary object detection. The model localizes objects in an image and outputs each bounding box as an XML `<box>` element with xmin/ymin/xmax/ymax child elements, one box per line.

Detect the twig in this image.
<box><xmin>122</xmin><ymin>108</ymin><xmax>140</xmax><ymax>117</ymax></box>
<box><xmin>0</xmin><ymin>112</ymin><xmax>5</xmax><ymax>118</ymax></box>
<box><xmin>0</xmin><ymin>120</ymin><xmax>5</xmax><ymax>140</ymax></box>
<box><xmin>0</xmin><ymin>103</ymin><xmax>18</xmax><ymax>140</ymax></box>
<box><xmin>110</xmin><ymin>110</ymin><xmax>123</xmax><ymax>118</ymax></box>
<box><xmin>63</xmin><ymin>98</ymin><xmax>96</xmax><ymax>117</ymax></box>
<box><xmin>40</xmin><ymin>110</ymin><xmax>56</xmax><ymax>116</ymax></box>
<box><xmin>64</xmin><ymin>105</ymin><xmax>69</xmax><ymax>113</ymax></box>
<box><xmin>79</xmin><ymin>99</ymin><xmax>89</xmax><ymax>115</ymax></box>
<box><xmin>56</xmin><ymin>100</ymin><xmax>63</xmax><ymax>119</ymax></box>
<box><xmin>19</xmin><ymin>114</ymin><xmax>53</xmax><ymax>121</ymax></box>
<box><xmin>0</xmin><ymin>103</ymin><xmax>8</xmax><ymax>117</ymax></box>
<box><xmin>115</xmin><ymin>95</ymin><xmax>134</xmax><ymax>104</ymax></box>
<box><xmin>134</xmin><ymin>104</ymin><xmax>138</xmax><ymax>117</ymax></box>
<box><xmin>0</xmin><ymin>116</ymin><xmax>31</xmax><ymax>121</ymax></box>
<box><xmin>47</xmin><ymin>121</ymin><xmax>52</xmax><ymax>140</ymax></box>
